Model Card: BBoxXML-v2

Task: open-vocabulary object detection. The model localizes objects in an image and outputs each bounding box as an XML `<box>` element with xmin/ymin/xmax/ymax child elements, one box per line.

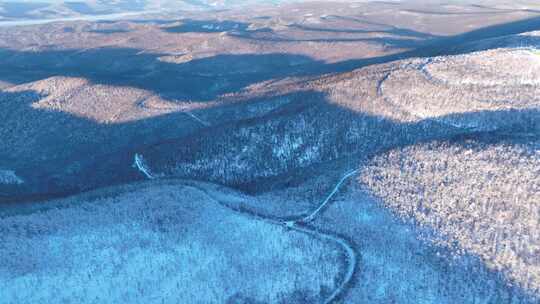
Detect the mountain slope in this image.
<box><xmin>360</xmin><ymin>134</ymin><xmax>540</xmax><ymax>294</ymax></box>
<box><xmin>0</xmin><ymin>180</ymin><xmax>343</xmax><ymax>303</ymax></box>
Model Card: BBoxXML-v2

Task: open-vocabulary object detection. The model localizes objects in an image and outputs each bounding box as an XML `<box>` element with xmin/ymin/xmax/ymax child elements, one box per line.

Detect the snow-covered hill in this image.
<box><xmin>0</xmin><ymin>181</ymin><xmax>343</xmax><ymax>303</ymax></box>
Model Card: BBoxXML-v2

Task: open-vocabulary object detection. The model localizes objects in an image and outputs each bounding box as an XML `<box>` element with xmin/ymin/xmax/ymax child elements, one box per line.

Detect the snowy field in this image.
<box><xmin>0</xmin><ymin>181</ymin><xmax>342</xmax><ymax>303</ymax></box>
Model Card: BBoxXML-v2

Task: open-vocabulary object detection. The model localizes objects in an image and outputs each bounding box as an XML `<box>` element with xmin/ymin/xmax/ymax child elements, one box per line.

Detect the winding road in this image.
<box><xmin>287</xmin><ymin>169</ymin><xmax>359</xmax><ymax>225</ymax></box>
<box><xmin>134</xmin><ymin>153</ymin><xmax>359</xmax><ymax>304</ymax></box>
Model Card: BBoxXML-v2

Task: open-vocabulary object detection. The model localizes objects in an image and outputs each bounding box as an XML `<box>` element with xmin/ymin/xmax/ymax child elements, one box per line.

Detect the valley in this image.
<box><xmin>0</xmin><ymin>1</ymin><xmax>539</xmax><ymax>303</ymax></box>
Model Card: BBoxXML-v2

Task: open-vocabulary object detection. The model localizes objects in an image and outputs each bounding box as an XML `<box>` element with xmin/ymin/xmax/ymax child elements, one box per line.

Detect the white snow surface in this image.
<box><xmin>0</xmin><ymin>182</ymin><xmax>342</xmax><ymax>304</ymax></box>
<box><xmin>0</xmin><ymin>169</ymin><xmax>24</xmax><ymax>185</ymax></box>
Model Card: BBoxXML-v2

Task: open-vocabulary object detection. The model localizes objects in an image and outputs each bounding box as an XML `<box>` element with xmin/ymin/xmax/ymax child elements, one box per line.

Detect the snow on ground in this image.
<box><xmin>211</xmin><ymin>163</ymin><xmax>536</xmax><ymax>303</ymax></box>
<box><xmin>315</xmin><ymin>186</ymin><xmax>536</xmax><ymax>303</ymax></box>
<box><xmin>360</xmin><ymin>138</ymin><xmax>540</xmax><ymax>298</ymax></box>
<box><xmin>377</xmin><ymin>47</ymin><xmax>540</xmax><ymax>130</ymax></box>
<box><xmin>0</xmin><ymin>181</ymin><xmax>342</xmax><ymax>304</ymax></box>
<box><xmin>0</xmin><ymin>169</ymin><xmax>23</xmax><ymax>185</ymax></box>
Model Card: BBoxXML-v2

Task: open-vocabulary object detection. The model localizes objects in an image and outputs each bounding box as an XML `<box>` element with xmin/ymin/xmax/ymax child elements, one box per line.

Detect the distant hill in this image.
<box><xmin>0</xmin><ymin>0</ymin><xmax>295</xmax><ymax>22</ymax></box>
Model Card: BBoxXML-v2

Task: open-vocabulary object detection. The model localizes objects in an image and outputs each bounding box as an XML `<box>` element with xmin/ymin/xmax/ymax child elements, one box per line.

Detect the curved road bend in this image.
<box><xmin>134</xmin><ymin>153</ymin><xmax>359</xmax><ymax>304</ymax></box>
